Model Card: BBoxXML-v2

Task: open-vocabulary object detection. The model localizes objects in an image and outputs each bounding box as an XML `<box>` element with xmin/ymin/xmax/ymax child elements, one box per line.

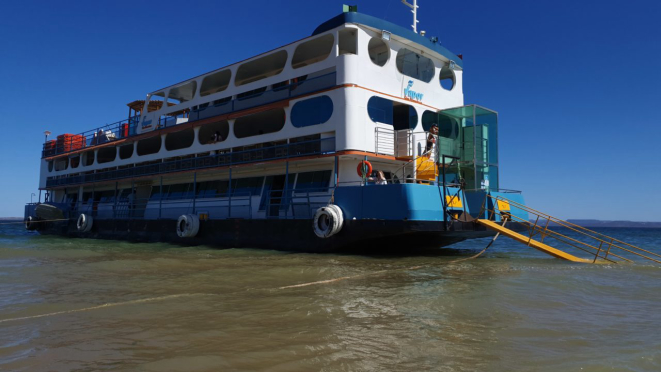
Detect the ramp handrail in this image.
<box><xmin>481</xmin><ymin>194</ymin><xmax>661</xmax><ymax>264</ymax></box>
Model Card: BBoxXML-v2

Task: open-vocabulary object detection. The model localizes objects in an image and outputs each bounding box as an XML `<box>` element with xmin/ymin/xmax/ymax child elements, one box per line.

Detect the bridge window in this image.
<box><xmin>234</xmin><ymin>108</ymin><xmax>285</xmax><ymax>138</ymax></box>
<box><xmin>367</xmin><ymin>96</ymin><xmax>417</xmax><ymax>130</ymax></box>
<box><xmin>199</xmin><ymin>120</ymin><xmax>230</xmax><ymax>145</ymax></box>
<box><xmin>200</xmin><ymin>69</ymin><xmax>231</xmax><ymax>96</ymax></box>
<box><xmin>368</xmin><ymin>38</ymin><xmax>389</xmax><ymax>67</ymax></box>
<box><xmin>137</xmin><ymin>135</ymin><xmax>162</xmax><ymax>156</ymax></box>
<box><xmin>396</xmin><ymin>48</ymin><xmax>434</xmax><ymax>83</ymax></box>
<box><xmin>119</xmin><ymin>144</ymin><xmax>134</xmax><ymax>159</ymax></box>
<box><xmin>292</xmin><ymin>34</ymin><xmax>334</xmax><ymax>69</ymax></box>
<box><xmin>235</xmin><ymin>50</ymin><xmax>288</xmax><ymax>86</ymax></box>
<box><xmin>439</xmin><ymin>65</ymin><xmax>455</xmax><ymax>91</ymax></box>
<box><xmin>339</xmin><ymin>28</ymin><xmax>357</xmax><ymax>55</ymax></box>
<box><xmin>291</xmin><ymin>96</ymin><xmax>333</xmax><ymax>128</ymax></box>
<box><xmin>167</xmin><ymin>81</ymin><xmax>197</xmax><ymax>105</ymax></box>
<box><xmin>165</xmin><ymin>128</ymin><xmax>194</xmax><ymax>151</ymax></box>
<box><xmin>97</xmin><ymin>147</ymin><xmax>116</xmax><ymax>164</ymax></box>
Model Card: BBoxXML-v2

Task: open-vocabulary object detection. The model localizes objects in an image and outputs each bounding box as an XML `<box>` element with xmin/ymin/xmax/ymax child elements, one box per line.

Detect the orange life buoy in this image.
<box><xmin>357</xmin><ymin>161</ymin><xmax>373</xmax><ymax>178</ymax></box>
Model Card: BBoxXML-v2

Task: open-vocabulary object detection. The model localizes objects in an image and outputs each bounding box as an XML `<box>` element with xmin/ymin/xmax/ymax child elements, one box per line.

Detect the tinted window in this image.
<box><xmin>291</xmin><ymin>96</ymin><xmax>333</xmax><ymax>128</ymax></box>
<box><xmin>396</xmin><ymin>48</ymin><xmax>434</xmax><ymax>83</ymax></box>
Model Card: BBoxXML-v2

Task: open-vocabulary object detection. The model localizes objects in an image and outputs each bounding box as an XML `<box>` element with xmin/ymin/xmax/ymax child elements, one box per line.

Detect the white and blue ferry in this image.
<box><xmin>25</xmin><ymin>6</ymin><xmax>529</xmax><ymax>252</ymax></box>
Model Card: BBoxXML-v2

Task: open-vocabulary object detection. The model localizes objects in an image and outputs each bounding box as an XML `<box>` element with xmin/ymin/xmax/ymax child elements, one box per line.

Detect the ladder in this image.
<box><xmin>477</xmin><ymin>195</ymin><xmax>661</xmax><ymax>264</ymax></box>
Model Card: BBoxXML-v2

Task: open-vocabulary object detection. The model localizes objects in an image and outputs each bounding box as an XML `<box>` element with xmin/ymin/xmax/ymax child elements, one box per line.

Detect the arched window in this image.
<box><xmin>165</xmin><ymin>128</ymin><xmax>195</xmax><ymax>151</ymax></box>
<box><xmin>292</xmin><ymin>34</ymin><xmax>334</xmax><ymax>69</ymax></box>
<box><xmin>291</xmin><ymin>96</ymin><xmax>333</xmax><ymax>128</ymax></box>
<box><xmin>396</xmin><ymin>48</ymin><xmax>434</xmax><ymax>82</ymax></box>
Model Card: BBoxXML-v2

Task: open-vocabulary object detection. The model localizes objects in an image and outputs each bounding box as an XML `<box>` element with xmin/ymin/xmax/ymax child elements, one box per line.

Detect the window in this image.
<box><xmin>292</xmin><ymin>34</ymin><xmax>334</xmax><ymax>69</ymax></box>
<box><xmin>47</xmin><ymin>161</ymin><xmax>53</xmax><ymax>172</ymax></box>
<box><xmin>165</xmin><ymin>128</ymin><xmax>194</xmax><ymax>151</ymax></box>
<box><xmin>200</xmin><ymin>69</ymin><xmax>231</xmax><ymax>96</ymax></box>
<box><xmin>231</xmin><ymin>177</ymin><xmax>264</xmax><ymax>196</ymax></box>
<box><xmin>234</xmin><ymin>108</ymin><xmax>285</xmax><ymax>138</ymax></box>
<box><xmin>70</xmin><ymin>155</ymin><xmax>80</xmax><ymax>168</ymax></box>
<box><xmin>338</xmin><ymin>28</ymin><xmax>357</xmax><ymax>55</ymax></box>
<box><xmin>439</xmin><ymin>65</ymin><xmax>455</xmax><ymax>91</ymax></box>
<box><xmin>164</xmin><ymin>183</ymin><xmax>194</xmax><ymax>200</ymax></box>
<box><xmin>97</xmin><ymin>147</ymin><xmax>116</xmax><ymax>164</ymax></box>
<box><xmin>235</xmin><ymin>50</ymin><xmax>288</xmax><ymax>86</ymax></box>
<box><xmin>147</xmin><ymin>92</ymin><xmax>165</xmax><ymax>112</ymax></box>
<box><xmin>295</xmin><ymin>170</ymin><xmax>332</xmax><ymax>191</ymax></box>
<box><xmin>83</xmin><ymin>150</ymin><xmax>95</xmax><ymax>166</ymax></box>
<box><xmin>195</xmin><ymin>180</ymin><xmax>230</xmax><ymax>198</ymax></box>
<box><xmin>396</xmin><ymin>48</ymin><xmax>434</xmax><ymax>83</ymax></box>
<box><xmin>54</xmin><ymin>157</ymin><xmax>68</xmax><ymax>171</ymax></box>
<box><xmin>367</xmin><ymin>96</ymin><xmax>417</xmax><ymax>130</ymax></box>
<box><xmin>291</xmin><ymin>96</ymin><xmax>333</xmax><ymax>128</ymax></box>
<box><xmin>422</xmin><ymin>111</ymin><xmax>459</xmax><ymax>139</ymax></box>
<box><xmin>137</xmin><ymin>135</ymin><xmax>162</xmax><ymax>156</ymax></box>
<box><xmin>167</xmin><ymin>81</ymin><xmax>197</xmax><ymax>104</ymax></box>
<box><xmin>119</xmin><ymin>144</ymin><xmax>134</xmax><ymax>159</ymax></box>
<box><xmin>368</xmin><ymin>38</ymin><xmax>389</xmax><ymax>66</ymax></box>
<box><xmin>199</xmin><ymin>120</ymin><xmax>230</xmax><ymax>145</ymax></box>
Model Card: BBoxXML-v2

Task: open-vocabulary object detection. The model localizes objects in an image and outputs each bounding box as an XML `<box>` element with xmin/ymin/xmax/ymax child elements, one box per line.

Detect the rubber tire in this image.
<box><xmin>77</xmin><ymin>214</ymin><xmax>93</xmax><ymax>232</ymax></box>
<box><xmin>313</xmin><ymin>205</ymin><xmax>343</xmax><ymax>238</ymax></box>
<box><xmin>25</xmin><ymin>216</ymin><xmax>38</xmax><ymax>231</ymax></box>
<box><xmin>177</xmin><ymin>214</ymin><xmax>200</xmax><ymax>238</ymax></box>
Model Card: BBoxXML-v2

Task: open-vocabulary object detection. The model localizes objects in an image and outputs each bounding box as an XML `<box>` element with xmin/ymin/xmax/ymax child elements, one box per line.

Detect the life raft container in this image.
<box><xmin>313</xmin><ymin>204</ymin><xmax>344</xmax><ymax>238</ymax></box>
<box><xmin>77</xmin><ymin>214</ymin><xmax>93</xmax><ymax>232</ymax></box>
<box><xmin>356</xmin><ymin>161</ymin><xmax>372</xmax><ymax>178</ymax></box>
<box><xmin>177</xmin><ymin>214</ymin><xmax>200</xmax><ymax>238</ymax></box>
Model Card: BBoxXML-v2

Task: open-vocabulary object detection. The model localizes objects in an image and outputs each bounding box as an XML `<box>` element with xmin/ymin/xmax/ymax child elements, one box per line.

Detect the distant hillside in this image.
<box><xmin>0</xmin><ymin>217</ymin><xmax>21</xmax><ymax>221</ymax></box>
<box><xmin>567</xmin><ymin>219</ymin><xmax>661</xmax><ymax>228</ymax></box>
<box><xmin>535</xmin><ymin>219</ymin><xmax>661</xmax><ymax>228</ymax></box>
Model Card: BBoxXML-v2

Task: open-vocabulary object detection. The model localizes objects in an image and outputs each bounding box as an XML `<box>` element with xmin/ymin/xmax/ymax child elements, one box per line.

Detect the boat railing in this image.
<box><xmin>263</xmin><ymin>187</ymin><xmax>334</xmax><ymax>219</ymax></box>
<box><xmin>189</xmin><ymin>71</ymin><xmax>337</xmax><ymax>122</ymax></box>
<box><xmin>42</xmin><ymin>116</ymin><xmax>140</xmax><ymax>158</ymax></box>
<box><xmin>42</xmin><ymin>71</ymin><xmax>338</xmax><ymax>159</ymax></box>
<box><xmin>46</xmin><ymin>137</ymin><xmax>336</xmax><ymax>188</ymax></box>
<box><xmin>71</xmin><ymin>191</ymin><xmax>253</xmax><ymax>221</ymax></box>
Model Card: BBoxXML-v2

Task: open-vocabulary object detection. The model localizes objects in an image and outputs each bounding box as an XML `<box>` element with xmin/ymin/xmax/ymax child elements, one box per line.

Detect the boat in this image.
<box><xmin>24</xmin><ymin>4</ymin><xmax>531</xmax><ymax>252</ymax></box>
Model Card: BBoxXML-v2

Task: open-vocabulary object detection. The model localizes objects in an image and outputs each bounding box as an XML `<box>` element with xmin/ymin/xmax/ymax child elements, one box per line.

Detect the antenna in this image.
<box><xmin>401</xmin><ymin>0</ymin><xmax>419</xmax><ymax>33</ymax></box>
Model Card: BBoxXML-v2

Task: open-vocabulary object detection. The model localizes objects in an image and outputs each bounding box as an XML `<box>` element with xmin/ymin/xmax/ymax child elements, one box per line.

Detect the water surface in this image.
<box><xmin>1</xmin><ymin>223</ymin><xmax>660</xmax><ymax>371</ymax></box>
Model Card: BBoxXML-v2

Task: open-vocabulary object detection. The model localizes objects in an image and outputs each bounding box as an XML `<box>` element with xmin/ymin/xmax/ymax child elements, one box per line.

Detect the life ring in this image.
<box><xmin>25</xmin><ymin>216</ymin><xmax>38</xmax><ymax>231</ymax></box>
<box><xmin>177</xmin><ymin>214</ymin><xmax>200</xmax><ymax>238</ymax></box>
<box><xmin>356</xmin><ymin>161</ymin><xmax>373</xmax><ymax>178</ymax></box>
<box><xmin>77</xmin><ymin>213</ymin><xmax>93</xmax><ymax>232</ymax></box>
<box><xmin>313</xmin><ymin>205</ymin><xmax>344</xmax><ymax>238</ymax></box>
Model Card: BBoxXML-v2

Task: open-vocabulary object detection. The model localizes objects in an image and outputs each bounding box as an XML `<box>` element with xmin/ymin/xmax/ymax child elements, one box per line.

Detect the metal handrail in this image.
<box><xmin>42</xmin><ymin>71</ymin><xmax>338</xmax><ymax>159</ymax></box>
<box><xmin>46</xmin><ymin>137</ymin><xmax>335</xmax><ymax>188</ymax></box>
<box><xmin>481</xmin><ymin>194</ymin><xmax>661</xmax><ymax>264</ymax></box>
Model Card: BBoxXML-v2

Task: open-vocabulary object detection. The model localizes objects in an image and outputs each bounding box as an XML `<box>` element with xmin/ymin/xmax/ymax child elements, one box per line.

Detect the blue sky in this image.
<box><xmin>0</xmin><ymin>0</ymin><xmax>659</xmax><ymax>221</ymax></box>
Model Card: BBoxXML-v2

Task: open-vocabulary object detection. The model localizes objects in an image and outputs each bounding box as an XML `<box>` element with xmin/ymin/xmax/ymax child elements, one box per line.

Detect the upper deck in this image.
<box><xmin>40</xmin><ymin>10</ymin><xmax>478</xmax><ymax>190</ymax></box>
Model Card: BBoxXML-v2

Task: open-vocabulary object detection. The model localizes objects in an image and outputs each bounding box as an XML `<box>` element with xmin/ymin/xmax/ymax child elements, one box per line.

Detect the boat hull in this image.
<box><xmin>34</xmin><ymin>218</ymin><xmax>495</xmax><ymax>253</ymax></box>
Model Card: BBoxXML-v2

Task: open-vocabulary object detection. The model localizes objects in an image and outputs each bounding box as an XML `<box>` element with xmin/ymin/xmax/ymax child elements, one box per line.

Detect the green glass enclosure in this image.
<box><xmin>435</xmin><ymin>105</ymin><xmax>499</xmax><ymax>191</ymax></box>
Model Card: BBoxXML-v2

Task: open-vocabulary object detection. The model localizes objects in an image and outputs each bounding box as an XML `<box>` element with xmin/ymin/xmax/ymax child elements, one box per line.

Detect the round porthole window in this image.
<box><xmin>439</xmin><ymin>65</ymin><xmax>455</xmax><ymax>91</ymax></box>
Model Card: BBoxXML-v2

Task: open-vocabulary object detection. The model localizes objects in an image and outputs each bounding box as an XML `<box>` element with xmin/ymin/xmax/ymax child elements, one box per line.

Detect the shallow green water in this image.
<box><xmin>1</xmin><ymin>223</ymin><xmax>660</xmax><ymax>371</ymax></box>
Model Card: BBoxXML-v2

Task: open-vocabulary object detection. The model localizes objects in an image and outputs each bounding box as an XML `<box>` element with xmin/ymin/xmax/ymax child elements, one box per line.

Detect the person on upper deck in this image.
<box><xmin>367</xmin><ymin>170</ymin><xmax>388</xmax><ymax>185</ymax></box>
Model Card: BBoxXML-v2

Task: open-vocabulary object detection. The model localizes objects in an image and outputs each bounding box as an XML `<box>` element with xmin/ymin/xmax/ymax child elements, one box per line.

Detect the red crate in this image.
<box><xmin>44</xmin><ymin>140</ymin><xmax>57</xmax><ymax>156</ymax></box>
<box><xmin>56</xmin><ymin>134</ymin><xmax>86</xmax><ymax>152</ymax></box>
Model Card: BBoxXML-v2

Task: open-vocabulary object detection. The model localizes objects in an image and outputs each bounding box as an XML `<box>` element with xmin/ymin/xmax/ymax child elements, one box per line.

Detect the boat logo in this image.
<box><xmin>403</xmin><ymin>80</ymin><xmax>423</xmax><ymax>101</ymax></box>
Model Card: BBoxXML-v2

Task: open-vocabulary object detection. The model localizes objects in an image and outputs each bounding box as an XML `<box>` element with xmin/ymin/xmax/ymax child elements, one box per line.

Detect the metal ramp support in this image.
<box><xmin>478</xmin><ymin>195</ymin><xmax>661</xmax><ymax>264</ymax></box>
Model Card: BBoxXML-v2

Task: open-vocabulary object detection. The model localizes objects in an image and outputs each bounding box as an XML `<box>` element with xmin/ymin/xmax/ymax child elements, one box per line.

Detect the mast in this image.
<box><xmin>401</xmin><ymin>0</ymin><xmax>419</xmax><ymax>33</ymax></box>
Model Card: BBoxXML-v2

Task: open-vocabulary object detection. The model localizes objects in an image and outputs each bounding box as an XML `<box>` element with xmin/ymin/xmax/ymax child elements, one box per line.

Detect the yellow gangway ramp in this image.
<box><xmin>477</xmin><ymin>219</ymin><xmax>593</xmax><ymax>263</ymax></box>
<box><xmin>478</xmin><ymin>195</ymin><xmax>661</xmax><ymax>264</ymax></box>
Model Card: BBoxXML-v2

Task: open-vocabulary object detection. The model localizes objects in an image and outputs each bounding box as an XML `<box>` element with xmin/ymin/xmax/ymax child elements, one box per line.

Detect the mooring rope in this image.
<box><xmin>0</xmin><ymin>218</ymin><xmax>69</xmax><ymax>225</ymax></box>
